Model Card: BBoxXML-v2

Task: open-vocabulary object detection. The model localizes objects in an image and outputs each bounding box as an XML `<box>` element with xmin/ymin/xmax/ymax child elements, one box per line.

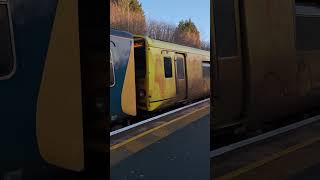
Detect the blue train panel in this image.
<box><xmin>0</xmin><ymin>0</ymin><xmax>90</xmax><ymax>178</ymax></box>
<box><xmin>110</xmin><ymin>29</ymin><xmax>137</xmax><ymax>123</ymax></box>
<box><xmin>0</xmin><ymin>0</ymin><xmax>60</xmax><ymax>175</ymax></box>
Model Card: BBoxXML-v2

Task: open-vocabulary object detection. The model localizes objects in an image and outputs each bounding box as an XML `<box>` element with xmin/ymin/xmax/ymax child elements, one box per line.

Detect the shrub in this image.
<box><xmin>174</xmin><ymin>19</ymin><xmax>201</xmax><ymax>48</ymax></box>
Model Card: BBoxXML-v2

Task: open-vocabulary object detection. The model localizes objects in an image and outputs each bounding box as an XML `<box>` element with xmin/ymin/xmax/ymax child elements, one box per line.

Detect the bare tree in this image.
<box><xmin>110</xmin><ymin>0</ymin><xmax>146</xmax><ymax>35</ymax></box>
<box><xmin>200</xmin><ymin>40</ymin><xmax>210</xmax><ymax>51</ymax></box>
<box><xmin>110</xmin><ymin>1</ymin><xmax>210</xmax><ymax>50</ymax></box>
<box><xmin>146</xmin><ymin>20</ymin><xmax>176</xmax><ymax>43</ymax></box>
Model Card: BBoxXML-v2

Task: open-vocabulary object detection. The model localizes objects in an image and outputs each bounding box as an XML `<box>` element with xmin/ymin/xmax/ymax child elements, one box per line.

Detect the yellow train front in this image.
<box><xmin>133</xmin><ymin>36</ymin><xmax>210</xmax><ymax>112</ymax></box>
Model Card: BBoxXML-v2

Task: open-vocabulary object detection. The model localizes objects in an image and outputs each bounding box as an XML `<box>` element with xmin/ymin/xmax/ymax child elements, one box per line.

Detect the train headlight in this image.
<box><xmin>139</xmin><ymin>89</ymin><xmax>146</xmax><ymax>98</ymax></box>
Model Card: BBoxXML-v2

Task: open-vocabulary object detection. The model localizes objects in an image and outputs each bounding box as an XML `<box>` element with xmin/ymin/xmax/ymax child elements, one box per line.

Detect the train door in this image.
<box><xmin>212</xmin><ymin>0</ymin><xmax>244</xmax><ymax>129</ymax></box>
<box><xmin>174</xmin><ymin>54</ymin><xmax>187</xmax><ymax>101</ymax></box>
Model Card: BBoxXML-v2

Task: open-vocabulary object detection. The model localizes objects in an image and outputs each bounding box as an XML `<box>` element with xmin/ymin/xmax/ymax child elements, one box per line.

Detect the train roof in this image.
<box><xmin>134</xmin><ymin>35</ymin><xmax>210</xmax><ymax>57</ymax></box>
<box><xmin>110</xmin><ymin>28</ymin><xmax>133</xmax><ymax>39</ymax></box>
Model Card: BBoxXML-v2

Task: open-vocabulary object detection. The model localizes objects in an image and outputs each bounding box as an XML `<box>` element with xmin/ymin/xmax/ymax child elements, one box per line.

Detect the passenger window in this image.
<box><xmin>0</xmin><ymin>3</ymin><xmax>15</xmax><ymax>79</ymax></box>
<box><xmin>295</xmin><ymin>3</ymin><xmax>320</xmax><ymax>51</ymax></box>
<box><xmin>176</xmin><ymin>57</ymin><xmax>185</xmax><ymax>79</ymax></box>
<box><xmin>164</xmin><ymin>57</ymin><xmax>173</xmax><ymax>78</ymax></box>
<box><xmin>110</xmin><ymin>50</ymin><xmax>115</xmax><ymax>86</ymax></box>
<box><xmin>202</xmin><ymin>62</ymin><xmax>210</xmax><ymax>79</ymax></box>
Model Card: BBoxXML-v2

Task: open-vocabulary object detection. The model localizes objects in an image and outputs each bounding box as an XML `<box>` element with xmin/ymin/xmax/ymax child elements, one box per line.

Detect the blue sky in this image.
<box><xmin>139</xmin><ymin>0</ymin><xmax>210</xmax><ymax>42</ymax></box>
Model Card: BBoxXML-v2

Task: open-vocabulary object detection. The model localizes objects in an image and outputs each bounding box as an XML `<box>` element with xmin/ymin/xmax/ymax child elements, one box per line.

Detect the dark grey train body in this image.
<box><xmin>212</xmin><ymin>0</ymin><xmax>320</xmax><ymax>131</ymax></box>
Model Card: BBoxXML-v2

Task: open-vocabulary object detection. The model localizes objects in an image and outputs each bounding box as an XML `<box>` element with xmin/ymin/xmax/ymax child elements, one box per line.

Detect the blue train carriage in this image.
<box><xmin>110</xmin><ymin>29</ymin><xmax>137</xmax><ymax>124</ymax></box>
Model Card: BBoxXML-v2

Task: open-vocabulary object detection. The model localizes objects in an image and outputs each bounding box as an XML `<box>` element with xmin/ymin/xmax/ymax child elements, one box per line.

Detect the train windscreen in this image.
<box><xmin>0</xmin><ymin>3</ymin><xmax>14</xmax><ymax>78</ymax></box>
<box><xmin>110</xmin><ymin>50</ymin><xmax>115</xmax><ymax>87</ymax></box>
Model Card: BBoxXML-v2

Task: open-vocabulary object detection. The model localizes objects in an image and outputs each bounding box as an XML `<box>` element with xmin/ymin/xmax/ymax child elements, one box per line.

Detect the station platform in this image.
<box><xmin>212</xmin><ymin>116</ymin><xmax>320</xmax><ymax>180</ymax></box>
<box><xmin>110</xmin><ymin>101</ymin><xmax>210</xmax><ymax>180</ymax></box>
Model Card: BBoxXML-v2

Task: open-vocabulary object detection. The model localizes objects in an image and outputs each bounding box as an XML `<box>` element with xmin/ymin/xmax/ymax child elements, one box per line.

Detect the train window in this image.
<box><xmin>202</xmin><ymin>62</ymin><xmax>210</xmax><ymax>79</ymax></box>
<box><xmin>213</xmin><ymin>0</ymin><xmax>238</xmax><ymax>57</ymax></box>
<box><xmin>110</xmin><ymin>50</ymin><xmax>115</xmax><ymax>87</ymax></box>
<box><xmin>0</xmin><ymin>3</ymin><xmax>15</xmax><ymax>79</ymax></box>
<box><xmin>295</xmin><ymin>3</ymin><xmax>320</xmax><ymax>51</ymax></box>
<box><xmin>164</xmin><ymin>57</ymin><xmax>173</xmax><ymax>78</ymax></box>
<box><xmin>176</xmin><ymin>57</ymin><xmax>185</xmax><ymax>79</ymax></box>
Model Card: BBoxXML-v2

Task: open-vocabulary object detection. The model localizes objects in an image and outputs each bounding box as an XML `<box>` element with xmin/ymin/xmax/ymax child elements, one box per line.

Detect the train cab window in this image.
<box><xmin>202</xmin><ymin>62</ymin><xmax>210</xmax><ymax>79</ymax></box>
<box><xmin>295</xmin><ymin>2</ymin><xmax>320</xmax><ymax>51</ymax></box>
<box><xmin>0</xmin><ymin>3</ymin><xmax>15</xmax><ymax>79</ymax></box>
<box><xmin>213</xmin><ymin>0</ymin><xmax>238</xmax><ymax>57</ymax></box>
<box><xmin>164</xmin><ymin>57</ymin><xmax>173</xmax><ymax>78</ymax></box>
<box><xmin>176</xmin><ymin>57</ymin><xmax>185</xmax><ymax>79</ymax></box>
<box><xmin>110</xmin><ymin>50</ymin><xmax>115</xmax><ymax>87</ymax></box>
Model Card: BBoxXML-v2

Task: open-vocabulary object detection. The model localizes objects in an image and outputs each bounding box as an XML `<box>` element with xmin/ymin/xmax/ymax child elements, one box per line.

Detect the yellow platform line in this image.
<box><xmin>215</xmin><ymin>136</ymin><xmax>320</xmax><ymax>180</ymax></box>
<box><xmin>111</xmin><ymin>105</ymin><xmax>209</xmax><ymax>151</ymax></box>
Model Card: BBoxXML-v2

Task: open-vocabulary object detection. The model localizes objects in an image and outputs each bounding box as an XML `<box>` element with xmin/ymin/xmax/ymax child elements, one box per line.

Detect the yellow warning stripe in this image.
<box><xmin>111</xmin><ymin>105</ymin><xmax>209</xmax><ymax>151</ymax></box>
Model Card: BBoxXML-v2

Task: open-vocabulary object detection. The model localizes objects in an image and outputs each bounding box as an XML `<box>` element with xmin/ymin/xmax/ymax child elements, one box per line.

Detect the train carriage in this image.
<box><xmin>134</xmin><ymin>36</ymin><xmax>210</xmax><ymax>112</ymax></box>
<box><xmin>211</xmin><ymin>0</ymin><xmax>320</xmax><ymax>132</ymax></box>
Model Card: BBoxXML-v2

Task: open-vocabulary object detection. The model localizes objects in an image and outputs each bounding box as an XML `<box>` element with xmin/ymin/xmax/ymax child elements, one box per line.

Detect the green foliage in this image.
<box><xmin>129</xmin><ymin>0</ymin><xmax>143</xmax><ymax>13</ymax></box>
<box><xmin>176</xmin><ymin>18</ymin><xmax>200</xmax><ymax>34</ymax></box>
<box><xmin>112</xmin><ymin>0</ymin><xmax>144</xmax><ymax>14</ymax></box>
<box><xmin>174</xmin><ymin>18</ymin><xmax>201</xmax><ymax>48</ymax></box>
